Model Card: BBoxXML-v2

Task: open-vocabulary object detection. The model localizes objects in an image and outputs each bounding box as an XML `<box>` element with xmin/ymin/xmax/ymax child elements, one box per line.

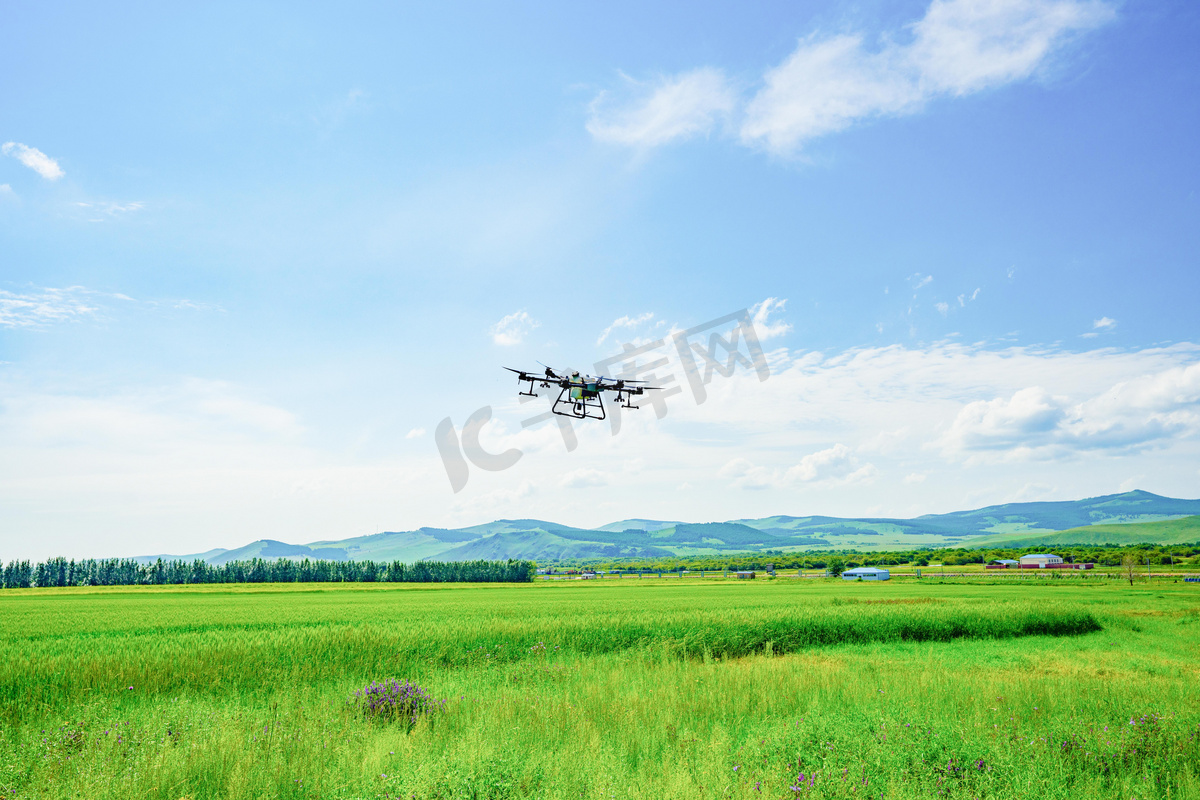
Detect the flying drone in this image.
<box><xmin>503</xmin><ymin>365</ymin><xmax>660</xmax><ymax>420</ymax></box>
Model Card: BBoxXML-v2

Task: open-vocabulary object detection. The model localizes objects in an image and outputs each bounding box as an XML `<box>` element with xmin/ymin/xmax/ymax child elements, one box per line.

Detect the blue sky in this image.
<box><xmin>2</xmin><ymin>0</ymin><xmax>1198</xmax><ymax>559</ymax></box>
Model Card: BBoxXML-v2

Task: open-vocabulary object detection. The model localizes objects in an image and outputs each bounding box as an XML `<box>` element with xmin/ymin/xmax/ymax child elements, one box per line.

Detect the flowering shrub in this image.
<box><xmin>352</xmin><ymin>680</ymin><xmax>445</xmax><ymax>725</ymax></box>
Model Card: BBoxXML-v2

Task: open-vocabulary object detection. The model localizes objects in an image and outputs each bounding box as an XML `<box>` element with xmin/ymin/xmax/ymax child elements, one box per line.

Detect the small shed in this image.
<box><xmin>734</xmin><ymin>571</ymin><xmax>756</xmax><ymax>580</ymax></box>
<box><xmin>986</xmin><ymin>559</ymin><xmax>1020</xmax><ymax>569</ymax></box>
<box><xmin>842</xmin><ymin>567</ymin><xmax>890</xmax><ymax>581</ymax></box>
<box><xmin>1019</xmin><ymin>553</ymin><xmax>1063</xmax><ymax>568</ymax></box>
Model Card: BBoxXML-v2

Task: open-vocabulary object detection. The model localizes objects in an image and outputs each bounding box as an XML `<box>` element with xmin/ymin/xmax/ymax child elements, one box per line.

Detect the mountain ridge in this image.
<box><xmin>133</xmin><ymin>490</ymin><xmax>1200</xmax><ymax>565</ymax></box>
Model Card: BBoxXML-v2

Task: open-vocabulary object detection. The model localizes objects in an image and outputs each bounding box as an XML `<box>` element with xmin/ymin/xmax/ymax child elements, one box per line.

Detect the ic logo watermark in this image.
<box><xmin>435</xmin><ymin>307</ymin><xmax>770</xmax><ymax>493</ymax></box>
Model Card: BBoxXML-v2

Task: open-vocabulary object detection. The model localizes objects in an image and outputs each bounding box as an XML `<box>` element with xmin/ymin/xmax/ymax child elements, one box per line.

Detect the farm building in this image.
<box><xmin>1015</xmin><ymin>554</ymin><xmax>1095</xmax><ymax>570</ymax></box>
<box><xmin>1019</xmin><ymin>554</ymin><xmax>1063</xmax><ymax>568</ymax></box>
<box><xmin>841</xmin><ymin>567</ymin><xmax>890</xmax><ymax>581</ymax></box>
<box><xmin>986</xmin><ymin>559</ymin><xmax>1020</xmax><ymax>569</ymax></box>
<box><xmin>734</xmin><ymin>571</ymin><xmax>756</xmax><ymax>580</ymax></box>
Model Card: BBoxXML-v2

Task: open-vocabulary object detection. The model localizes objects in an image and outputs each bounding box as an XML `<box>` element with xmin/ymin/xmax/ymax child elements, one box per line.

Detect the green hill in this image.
<box><xmin>967</xmin><ymin>516</ymin><xmax>1200</xmax><ymax>549</ymax></box>
<box><xmin>135</xmin><ymin>490</ymin><xmax>1200</xmax><ymax>565</ymax></box>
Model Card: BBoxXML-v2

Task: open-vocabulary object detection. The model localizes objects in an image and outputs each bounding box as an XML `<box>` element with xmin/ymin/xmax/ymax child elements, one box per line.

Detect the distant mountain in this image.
<box><xmin>966</xmin><ymin>515</ymin><xmax>1200</xmax><ymax>549</ymax></box>
<box><xmin>135</xmin><ymin>490</ymin><xmax>1200</xmax><ymax>565</ymax></box>
<box><xmin>593</xmin><ymin>519</ymin><xmax>682</xmax><ymax>533</ymax></box>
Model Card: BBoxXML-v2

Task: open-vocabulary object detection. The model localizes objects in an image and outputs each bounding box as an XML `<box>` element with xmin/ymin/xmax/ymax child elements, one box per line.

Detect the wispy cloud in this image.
<box><xmin>74</xmin><ymin>200</ymin><xmax>145</xmax><ymax>215</ymax></box>
<box><xmin>166</xmin><ymin>299</ymin><xmax>224</xmax><ymax>313</ymax></box>
<box><xmin>590</xmin><ymin>0</ymin><xmax>1114</xmax><ymax>155</ymax></box>
<box><xmin>0</xmin><ymin>285</ymin><xmax>223</xmax><ymax>328</ymax></box>
<box><xmin>586</xmin><ymin>68</ymin><xmax>737</xmax><ymax>147</ymax></box>
<box><xmin>2</xmin><ymin>142</ymin><xmax>64</xmax><ymax>180</ymax></box>
<box><xmin>750</xmin><ymin>297</ymin><xmax>792</xmax><ymax>340</ymax></box>
<box><xmin>957</xmin><ymin>287</ymin><xmax>982</xmax><ymax>306</ymax></box>
<box><xmin>405</xmin><ymin>427</ymin><xmax>426</xmax><ymax>439</ymax></box>
<box><xmin>490</xmin><ymin>310</ymin><xmax>539</xmax><ymax>346</ymax></box>
<box><xmin>597</xmin><ymin>312</ymin><xmax>655</xmax><ymax>346</ymax></box>
<box><xmin>0</xmin><ymin>286</ymin><xmax>102</xmax><ymax>328</ymax></box>
<box><xmin>1081</xmin><ymin>315</ymin><xmax>1116</xmax><ymax>339</ymax></box>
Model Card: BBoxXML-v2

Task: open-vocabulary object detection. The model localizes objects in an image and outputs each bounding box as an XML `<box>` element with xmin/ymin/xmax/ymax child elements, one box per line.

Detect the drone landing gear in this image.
<box><xmin>552</xmin><ymin>387</ymin><xmax>606</xmax><ymax>420</ymax></box>
<box><xmin>615</xmin><ymin>390</ymin><xmax>642</xmax><ymax>410</ymax></box>
<box><xmin>517</xmin><ymin>378</ymin><xmax>552</xmax><ymax>398</ymax></box>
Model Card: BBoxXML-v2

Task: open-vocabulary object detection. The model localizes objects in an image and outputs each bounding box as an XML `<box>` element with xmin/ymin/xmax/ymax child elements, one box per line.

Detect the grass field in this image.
<box><xmin>1</xmin><ymin>579</ymin><xmax>1197</xmax><ymax>799</ymax></box>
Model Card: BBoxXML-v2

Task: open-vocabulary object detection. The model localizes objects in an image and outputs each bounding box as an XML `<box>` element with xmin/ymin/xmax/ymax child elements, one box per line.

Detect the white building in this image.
<box><xmin>841</xmin><ymin>567</ymin><xmax>890</xmax><ymax>581</ymax></box>
<box><xmin>1019</xmin><ymin>553</ymin><xmax>1063</xmax><ymax>568</ymax></box>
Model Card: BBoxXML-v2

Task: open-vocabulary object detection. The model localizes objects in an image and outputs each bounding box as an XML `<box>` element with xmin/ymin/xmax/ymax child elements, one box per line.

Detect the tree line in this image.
<box><xmin>575</xmin><ymin>543</ymin><xmax>1200</xmax><ymax>573</ymax></box>
<box><xmin>0</xmin><ymin>557</ymin><xmax>537</xmax><ymax>589</ymax></box>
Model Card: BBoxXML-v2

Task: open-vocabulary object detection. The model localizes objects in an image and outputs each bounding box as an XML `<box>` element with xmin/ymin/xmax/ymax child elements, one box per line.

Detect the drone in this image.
<box><xmin>504</xmin><ymin>365</ymin><xmax>661</xmax><ymax>420</ymax></box>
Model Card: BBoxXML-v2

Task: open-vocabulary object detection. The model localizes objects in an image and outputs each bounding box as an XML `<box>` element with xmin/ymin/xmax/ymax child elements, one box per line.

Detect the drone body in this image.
<box><xmin>504</xmin><ymin>366</ymin><xmax>658</xmax><ymax>420</ymax></box>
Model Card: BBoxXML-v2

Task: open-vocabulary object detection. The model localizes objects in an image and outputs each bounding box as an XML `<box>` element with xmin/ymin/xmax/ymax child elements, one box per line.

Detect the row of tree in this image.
<box><xmin>577</xmin><ymin>543</ymin><xmax>1200</xmax><ymax>573</ymax></box>
<box><xmin>0</xmin><ymin>557</ymin><xmax>537</xmax><ymax>589</ymax></box>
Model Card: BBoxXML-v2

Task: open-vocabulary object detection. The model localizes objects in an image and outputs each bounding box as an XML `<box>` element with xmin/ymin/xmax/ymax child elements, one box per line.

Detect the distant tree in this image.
<box><xmin>1122</xmin><ymin>553</ymin><xmax>1138</xmax><ymax>586</ymax></box>
<box><xmin>826</xmin><ymin>557</ymin><xmax>845</xmax><ymax>577</ymax></box>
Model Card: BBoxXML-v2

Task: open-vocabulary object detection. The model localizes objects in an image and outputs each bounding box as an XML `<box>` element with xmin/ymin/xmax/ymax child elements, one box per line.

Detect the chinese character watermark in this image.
<box><xmin>434</xmin><ymin>306</ymin><xmax>769</xmax><ymax>493</ymax></box>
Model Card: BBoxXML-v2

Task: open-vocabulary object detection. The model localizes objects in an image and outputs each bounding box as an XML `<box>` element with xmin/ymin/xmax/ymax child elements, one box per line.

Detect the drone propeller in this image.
<box><xmin>595</xmin><ymin>375</ymin><xmax>651</xmax><ymax>387</ymax></box>
<box><xmin>535</xmin><ymin>361</ymin><xmax>565</xmax><ymax>380</ymax></box>
<box><xmin>503</xmin><ymin>366</ymin><xmax>535</xmax><ymax>380</ymax></box>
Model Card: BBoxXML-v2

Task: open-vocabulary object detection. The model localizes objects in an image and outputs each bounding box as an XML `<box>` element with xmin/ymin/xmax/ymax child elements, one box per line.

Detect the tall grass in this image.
<box><xmin>0</xmin><ymin>580</ymin><xmax>1195</xmax><ymax>799</ymax></box>
<box><xmin>0</xmin><ymin>583</ymin><xmax>1097</xmax><ymax>719</ymax></box>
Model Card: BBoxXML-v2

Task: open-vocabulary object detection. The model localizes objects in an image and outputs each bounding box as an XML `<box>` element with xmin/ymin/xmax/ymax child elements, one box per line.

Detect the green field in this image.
<box><xmin>1</xmin><ymin>579</ymin><xmax>1198</xmax><ymax>799</ymax></box>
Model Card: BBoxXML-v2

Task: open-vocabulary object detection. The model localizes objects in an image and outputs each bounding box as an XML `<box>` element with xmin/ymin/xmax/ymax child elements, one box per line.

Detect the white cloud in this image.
<box><xmin>597</xmin><ymin>312</ymin><xmax>655</xmax><ymax>345</ymax></box>
<box><xmin>786</xmin><ymin>443</ymin><xmax>878</xmax><ymax>484</ymax></box>
<box><xmin>942</xmin><ymin>386</ymin><xmax>1067</xmax><ymax>452</ymax></box>
<box><xmin>941</xmin><ymin>362</ymin><xmax>1200</xmax><ymax>457</ymax></box>
<box><xmin>591</xmin><ymin>0</ymin><xmax>1113</xmax><ymax>156</ymax></box>
<box><xmin>405</xmin><ymin>427</ymin><xmax>426</xmax><ymax>439</ymax></box>
<box><xmin>560</xmin><ymin>468</ymin><xmax>609</xmax><ymax>488</ymax></box>
<box><xmin>1093</xmin><ymin>316</ymin><xmax>1117</xmax><ymax>330</ymax></box>
<box><xmin>720</xmin><ymin>444</ymin><xmax>877</xmax><ymax>490</ymax></box>
<box><xmin>489</xmin><ymin>310</ymin><xmax>539</xmax><ymax>346</ymax></box>
<box><xmin>936</xmin><ymin>302</ymin><xmax>950</xmax><ymax>315</ymax></box>
<box><xmin>911</xmin><ymin>273</ymin><xmax>934</xmax><ymax>290</ymax></box>
<box><xmin>743</xmin><ymin>0</ymin><xmax>1114</xmax><ymax>153</ymax></box>
<box><xmin>7</xmin><ymin>335</ymin><xmax>1200</xmax><ymax>560</ymax></box>
<box><xmin>2</xmin><ymin>142</ymin><xmax>64</xmax><ymax>180</ymax></box>
<box><xmin>742</xmin><ymin>33</ymin><xmax>921</xmax><ymax>153</ymax></box>
<box><xmin>718</xmin><ymin>458</ymin><xmax>778</xmax><ymax>491</ymax></box>
<box><xmin>0</xmin><ymin>183</ymin><xmax>13</xmax><ymax>197</ymax></box>
<box><xmin>586</xmin><ymin>68</ymin><xmax>737</xmax><ymax>147</ymax></box>
<box><xmin>750</xmin><ymin>297</ymin><xmax>792</xmax><ymax>340</ymax></box>
<box><xmin>907</xmin><ymin>0</ymin><xmax>1114</xmax><ymax>96</ymax></box>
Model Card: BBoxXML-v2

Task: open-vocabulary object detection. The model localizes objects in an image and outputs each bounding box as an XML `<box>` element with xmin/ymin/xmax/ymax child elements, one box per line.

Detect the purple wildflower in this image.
<box><xmin>353</xmin><ymin>679</ymin><xmax>445</xmax><ymax>725</ymax></box>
